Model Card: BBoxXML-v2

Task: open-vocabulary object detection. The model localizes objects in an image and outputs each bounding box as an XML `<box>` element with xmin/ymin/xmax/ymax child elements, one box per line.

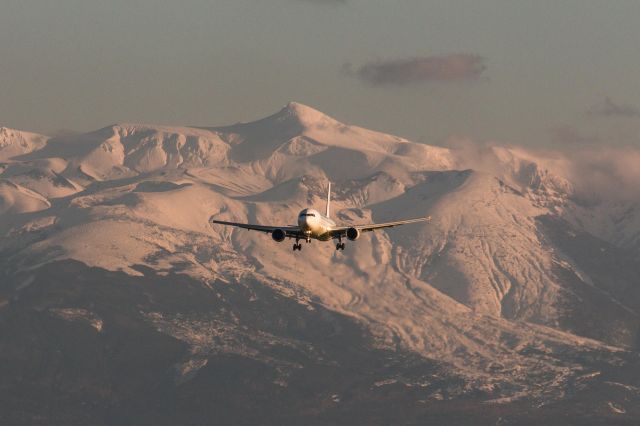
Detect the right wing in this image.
<box><xmin>353</xmin><ymin>216</ymin><xmax>431</xmax><ymax>233</ymax></box>
<box><xmin>329</xmin><ymin>216</ymin><xmax>431</xmax><ymax>239</ymax></box>
<box><xmin>210</xmin><ymin>218</ymin><xmax>302</xmax><ymax>237</ymax></box>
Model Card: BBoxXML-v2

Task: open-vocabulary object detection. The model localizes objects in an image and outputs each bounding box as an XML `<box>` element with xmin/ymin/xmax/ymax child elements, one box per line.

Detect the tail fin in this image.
<box><xmin>325</xmin><ymin>182</ymin><xmax>331</xmax><ymax>218</ymax></box>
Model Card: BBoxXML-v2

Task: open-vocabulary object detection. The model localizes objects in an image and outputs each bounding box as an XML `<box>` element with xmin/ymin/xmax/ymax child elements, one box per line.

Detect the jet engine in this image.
<box><xmin>271</xmin><ymin>229</ymin><xmax>286</xmax><ymax>242</ymax></box>
<box><xmin>346</xmin><ymin>227</ymin><xmax>360</xmax><ymax>241</ymax></box>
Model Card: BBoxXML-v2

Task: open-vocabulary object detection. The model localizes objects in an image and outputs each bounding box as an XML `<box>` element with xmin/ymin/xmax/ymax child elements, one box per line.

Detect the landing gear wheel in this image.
<box><xmin>336</xmin><ymin>242</ymin><xmax>345</xmax><ymax>251</ymax></box>
<box><xmin>293</xmin><ymin>243</ymin><xmax>302</xmax><ymax>251</ymax></box>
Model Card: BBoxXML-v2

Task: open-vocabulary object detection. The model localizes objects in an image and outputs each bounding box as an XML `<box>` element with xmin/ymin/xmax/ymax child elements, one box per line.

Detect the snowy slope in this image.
<box><xmin>0</xmin><ymin>180</ymin><xmax>51</xmax><ymax>214</ymax></box>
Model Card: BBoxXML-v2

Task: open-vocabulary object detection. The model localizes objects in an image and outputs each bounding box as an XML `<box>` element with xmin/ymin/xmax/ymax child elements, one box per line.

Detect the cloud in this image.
<box><xmin>344</xmin><ymin>54</ymin><xmax>486</xmax><ymax>86</ymax></box>
<box><xmin>549</xmin><ymin>125</ymin><xmax>600</xmax><ymax>146</ymax></box>
<box><xmin>447</xmin><ymin>136</ymin><xmax>640</xmax><ymax>202</ymax></box>
<box><xmin>445</xmin><ymin>137</ymin><xmax>505</xmax><ymax>175</ymax></box>
<box><xmin>587</xmin><ymin>97</ymin><xmax>640</xmax><ymax>118</ymax></box>
<box><xmin>565</xmin><ymin>147</ymin><xmax>640</xmax><ymax>200</ymax></box>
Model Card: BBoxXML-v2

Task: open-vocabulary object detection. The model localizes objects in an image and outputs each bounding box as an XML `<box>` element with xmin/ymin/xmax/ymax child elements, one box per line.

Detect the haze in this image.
<box><xmin>2</xmin><ymin>0</ymin><xmax>640</xmax><ymax>147</ymax></box>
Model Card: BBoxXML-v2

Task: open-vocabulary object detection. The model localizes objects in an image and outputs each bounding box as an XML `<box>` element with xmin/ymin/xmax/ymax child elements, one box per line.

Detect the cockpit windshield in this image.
<box><xmin>299</xmin><ymin>213</ymin><xmax>316</xmax><ymax>217</ymax></box>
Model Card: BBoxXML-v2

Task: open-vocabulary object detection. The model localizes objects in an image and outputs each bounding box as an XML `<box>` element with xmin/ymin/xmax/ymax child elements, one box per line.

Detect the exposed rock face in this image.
<box><xmin>1</xmin><ymin>104</ymin><xmax>640</xmax><ymax>424</ymax></box>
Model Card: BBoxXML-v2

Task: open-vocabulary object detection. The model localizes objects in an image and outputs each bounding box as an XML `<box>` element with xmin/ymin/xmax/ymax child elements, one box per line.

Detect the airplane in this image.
<box><xmin>210</xmin><ymin>183</ymin><xmax>431</xmax><ymax>251</ymax></box>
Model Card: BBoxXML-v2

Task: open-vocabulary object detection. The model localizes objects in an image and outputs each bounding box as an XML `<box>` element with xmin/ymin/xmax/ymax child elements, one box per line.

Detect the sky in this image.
<box><xmin>1</xmin><ymin>0</ymin><xmax>640</xmax><ymax>147</ymax></box>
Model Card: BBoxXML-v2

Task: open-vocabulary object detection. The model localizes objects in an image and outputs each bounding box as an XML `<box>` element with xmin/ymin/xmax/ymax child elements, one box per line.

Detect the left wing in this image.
<box><xmin>329</xmin><ymin>216</ymin><xmax>431</xmax><ymax>238</ymax></box>
<box><xmin>210</xmin><ymin>218</ymin><xmax>302</xmax><ymax>237</ymax></box>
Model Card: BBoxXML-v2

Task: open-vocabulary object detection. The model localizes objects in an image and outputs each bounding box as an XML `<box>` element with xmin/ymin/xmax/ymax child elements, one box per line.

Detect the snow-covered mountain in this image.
<box><xmin>2</xmin><ymin>103</ymin><xmax>640</xmax><ymax>424</ymax></box>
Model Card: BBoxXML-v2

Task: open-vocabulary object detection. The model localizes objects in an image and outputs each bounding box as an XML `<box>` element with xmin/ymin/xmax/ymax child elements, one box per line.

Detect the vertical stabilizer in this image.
<box><xmin>326</xmin><ymin>182</ymin><xmax>331</xmax><ymax>218</ymax></box>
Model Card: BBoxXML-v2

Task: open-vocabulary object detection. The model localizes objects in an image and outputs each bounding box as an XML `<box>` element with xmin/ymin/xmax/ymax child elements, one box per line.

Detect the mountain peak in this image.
<box><xmin>282</xmin><ymin>101</ymin><xmax>321</xmax><ymax>115</ymax></box>
<box><xmin>0</xmin><ymin>126</ymin><xmax>47</xmax><ymax>139</ymax></box>
<box><xmin>275</xmin><ymin>101</ymin><xmax>338</xmax><ymax>127</ymax></box>
<box><xmin>0</xmin><ymin>127</ymin><xmax>49</xmax><ymax>160</ymax></box>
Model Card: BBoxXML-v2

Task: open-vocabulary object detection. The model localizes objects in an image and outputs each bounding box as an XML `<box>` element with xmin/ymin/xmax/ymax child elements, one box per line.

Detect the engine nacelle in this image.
<box><xmin>271</xmin><ymin>229</ymin><xmax>286</xmax><ymax>242</ymax></box>
<box><xmin>346</xmin><ymin>227</ymin><xmax>360</xmax><ymax>241</ymax></box>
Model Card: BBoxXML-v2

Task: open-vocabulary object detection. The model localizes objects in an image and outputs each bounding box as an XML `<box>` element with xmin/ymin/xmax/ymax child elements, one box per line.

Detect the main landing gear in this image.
<box><xmin>336</xmin><ymin>242</ymin><xmax>345</xmax><ymax>251</ymax></box>
<box><xmin>293</xmin><ymin>234</ymin><xmax>313</xmax><ymax>251</ymax></box>
<box><xmin>293</xmin><ymin>237</ymin><xmax>306</xmax><ymax>251</ymax></box>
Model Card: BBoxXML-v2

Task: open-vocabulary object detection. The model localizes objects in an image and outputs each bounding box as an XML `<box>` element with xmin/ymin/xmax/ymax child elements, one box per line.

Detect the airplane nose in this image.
<box><xmin>304</xmin><ymin>215</ymin><xmax>317</xmax><ymax>231</ymax></box>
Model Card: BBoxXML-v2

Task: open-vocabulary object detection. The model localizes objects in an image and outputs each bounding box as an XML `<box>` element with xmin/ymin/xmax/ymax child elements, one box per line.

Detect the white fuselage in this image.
<box><xmin>297</xmin><ymin>208</ymin><xmax>336</xmax><ymax>241</ymax></box>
